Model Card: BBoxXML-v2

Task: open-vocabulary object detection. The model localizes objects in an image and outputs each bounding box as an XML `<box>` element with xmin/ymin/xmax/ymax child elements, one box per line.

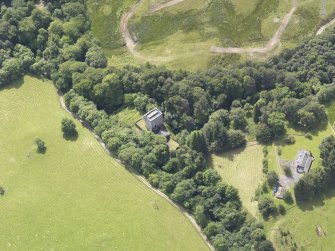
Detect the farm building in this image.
<box><xmin>142</xmin><ymin>108</ymin><xmax>164</xmax><ymax>132</ymax></box>
<box><xmin>275</xmin><ymin>186</ymin><xmax>285</xmax><ymax>199</ymax></box>
<box><xmin>295</xmin><ymin>150</ymin><xmax>314</xmax><ymax>174</ymax></box>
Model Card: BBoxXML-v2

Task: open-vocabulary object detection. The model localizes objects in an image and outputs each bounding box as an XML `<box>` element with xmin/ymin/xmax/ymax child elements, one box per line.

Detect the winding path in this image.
<box><xmin>316</xmin><ymin>18</ymin><xmax>335</xmax><ymax>36</ymax></box>
<box><xmin>121</xmin><ymin>0</ymin><xmax>335</xmax><ymax>60</ymax></box>
<box><xmin>59</xmin><ymin>96</ymin><xmax>215</xmax><ymax>251</ymax></box>
<box><xmin>211</xmin><ymin>0</ymin><xmax>298</xmax><ymax>54</ymax></box>
<box><xmin>120</xmin><ymin>0</ymin><xmax>175</xmax><ymax>62</ymax></box>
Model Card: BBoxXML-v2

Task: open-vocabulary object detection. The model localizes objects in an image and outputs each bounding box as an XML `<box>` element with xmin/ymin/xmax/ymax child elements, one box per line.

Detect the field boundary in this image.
<box><xmin>59</xmin><ymin>95</ymin><xmax>214</xmax><ymax>251</ymax></box>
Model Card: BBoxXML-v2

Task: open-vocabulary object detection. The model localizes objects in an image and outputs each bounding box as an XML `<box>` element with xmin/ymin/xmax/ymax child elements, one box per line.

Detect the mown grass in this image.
<box><xmin>211</xmin><ymin>144</ymin><xmax>264</xmax><ymax>218</ymax></box>
<box><xmin>0</xmin><ymin>76</ymin><xmax>210</xmax><ymax>251</ymax></box>
<box><xmin>114</xmin><ymin>107</ymin><xmax>141</xmax><ymax>126</ymax></box>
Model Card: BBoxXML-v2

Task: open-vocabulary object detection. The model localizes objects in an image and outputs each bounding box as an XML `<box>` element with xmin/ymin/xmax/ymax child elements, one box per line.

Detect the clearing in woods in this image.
<box><xmin>210</xmin><ymin>144</ymin><xmax>264</xmax><ymax>218</ymax></box>
<box><xmin>0</xmin><ymin>76</ymin><xmax>210</xmax><ymax>251</ymax></box>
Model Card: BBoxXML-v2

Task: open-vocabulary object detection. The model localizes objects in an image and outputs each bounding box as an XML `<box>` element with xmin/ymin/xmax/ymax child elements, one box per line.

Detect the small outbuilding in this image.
<box><xmin>142</xmin><ymin>107</ymin><xmax>164</xmax><ymax>132</ymax></box>
<box><xmin>295</xmin><ymin>150</ymin><xmax>314</xmax><ymax>174</ymax></box>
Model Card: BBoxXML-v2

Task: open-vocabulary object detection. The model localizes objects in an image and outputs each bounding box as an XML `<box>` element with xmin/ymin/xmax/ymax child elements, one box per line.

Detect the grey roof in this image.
<box><xmin>143</xmin><ymin>108</ymin><xmax>162</xmax><ymax>121</ymax></box>
<box><xmin>295</xmin><ymin>150</ymin><xmax>313</xmax><ymax>173</ymax></box>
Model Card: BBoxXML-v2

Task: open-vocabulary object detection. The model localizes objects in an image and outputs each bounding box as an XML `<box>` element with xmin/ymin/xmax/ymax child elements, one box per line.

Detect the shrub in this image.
<box><xmin>305</xmin><ymin>133</ymin><xmax>313</xmax><ymax>140</ymax></box>
<box><xmin>283</xmin><ymin>190</ymin><xmax>293</xmax><ymax>204</ymax></box>
<box><xmin>35</xmin><ymin>138</ymin><xmax>46</xmax><ymax>153</ymax></box>
<box><xmin>283</xmin><ymin>164</ymin><xmax>292</xmax><ymax>176</ymax></box>
<box><xmin>278</xmin><ymin>204</ymin><xmax>286</xmax><ymax>215</ymax></box>
<box><xmin>284</xmin><ymin>135</ymin><xmax>295</xmax><ymax>144</ymax></box>
<box><xmin>0</xmin><ymin>187</ymin><xmax>5</xmax><ymax>196</ymax></box>
<box><xmin>263</xmin><ymin>146</ymin><xmax>268</xmax><ymax>157</ymax></box>
<box><xmin>277</xmin><ymin>147</ymin><xmax>282</xmax><ymax>155</ymax></box>
<box><xmin>61</xmin><ymin>118</ymin><xmax>77</xmax><ymax>137</ymax></box>
<box><xmin>256</xmin><ymin>124</ymin><xmax>273</xmax><ymax>143</ymax></box>
<box><xmin>262</xmin><ymin>158</ymin><xmax>269</xmax><ymax>174</ymax></box>
<box><xmin>258</xmin><ymin>197</ymin><xmax>277</xmax><ymax>219</ymax></box>
<box><xmin>266</xmin><ymin>171</ymin><xmax>279</xmax><ymax>187</ymax></box>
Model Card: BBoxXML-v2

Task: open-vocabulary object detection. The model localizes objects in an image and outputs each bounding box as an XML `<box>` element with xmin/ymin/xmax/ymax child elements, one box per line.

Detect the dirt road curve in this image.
<box><xmin>211</xmin><ymin>0</ymin><xmax>298</xmax><ymax>54</ymax></box>
<box><xmin>59</xmin><ymin>96</ymin><xmax>215</xmax><ymax>251</ymax></box>
<box><xmin>316</xmin><ymin>18</ymin><xmax>335</xmax><ymax>35</ymax></box>
<box><xmin>150</xmin><ymin>0</ymin><xmax>185</xmax><ymax>13</ymax></box>
<box><xmin>120</xmin><ymin>0</ymin><xmax>183</xmax><ymax>62</ymax></box>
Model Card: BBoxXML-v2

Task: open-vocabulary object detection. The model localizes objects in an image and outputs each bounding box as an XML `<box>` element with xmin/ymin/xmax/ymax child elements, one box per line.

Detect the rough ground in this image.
<box><xmin>121</xmin><ymin>0</ymin><xmax>335</xmax><ymax>60</ymax></box>
<box><xmin>210</xmin><ymin>0</ymin><xmax>298</xmax><ymax>55</ymax></box>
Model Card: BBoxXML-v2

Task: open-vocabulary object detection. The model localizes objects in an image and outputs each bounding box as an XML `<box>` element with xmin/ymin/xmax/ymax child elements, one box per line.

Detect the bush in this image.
<box><xmin>258</xmin><ymin>197</ymin><xmax>277</xmax><ymax>219</ymax></box>
<box><xmin>278</xmin><ymin>204</ymin><xmax>286</xmax><ymax>215</ymax></box>
<box><xmin>0</xmin><ymin>187</ymin><xmax>5</xmax><ymax>196</ymax></box>
<box><xmin>35</xmin><ymin>138</ymin><xmax>46</xmax><ymax>153</ymax></box>
<box><xmin>255</xmin><ymin>240</ymin><xmax>275</xmax><ymax>251</ymax></box>
<box><xmin>61</xmin><ymin>118</ymin><xmax>77</xmax><ymax>137</ymax></box>
<box><xmin>284</xmin><ymin>135</ymin><xmax>295</xmax><ymax>144</ymax></box>
<box><xmin>283</xmin><ymin>190</ymin><xmax>293</xmax><ymax>204</ymax></box>
<box><xmin>277</xmin><ymin>146</ymin><xmax>282</xmax><ymax>155</ymax></box>
<box><xmin>266</xmin><ymin>171</ymin><xmax>279</xmax><ymax>187</ymax></box>
<box><xmin>305</xmin><ymin>133</ymin><xmax>313</xmax><ymax>140</ymax></box>
<box><xmin>263</xmin><ymin>146</ymin><xmax>268</xmax><ymax>157</ymax></box>
<box><xmin>262</xmin><ymin>159</ymin><xmax>269</xmax><ymax>174</ymax></box>
<box><xmin>283</xmin><ymin>164</ymin><xmax>292</xmax><ymax>177</ymax></box>
<box><xmin>256</xmin><ymin>124</ymin><xmax>273</xmax><ymax>144</ymax></box>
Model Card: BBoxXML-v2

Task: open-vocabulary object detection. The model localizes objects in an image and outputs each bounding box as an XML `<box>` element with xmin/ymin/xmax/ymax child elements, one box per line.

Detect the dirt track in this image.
<box><xmin>120</xmin><ymin>0</ymin><xmax>176</xmax><ymax>62</ymax></box>
<box><xmin>150</xmin><ymin>0</ymin><xmax>185</xmax><ymax>13</ymax></box>
<box><xmin>121</xmin><ymin>0</ymin><xmax>335</xmax><ymax>60</ymax></box>
<box><xmin>316</xmin><ymin>18</ymin><xmax>335</xmax><ymax>35</ymax></box>
<box><xmin>59</xmin><ymin>95</ymin><xmax>215</xmax><ymax>251</ymax></box>
<box><xmin>211</xmin><ymin>0</ymin><xmax>298</xmax><ymax>54</ymax></box>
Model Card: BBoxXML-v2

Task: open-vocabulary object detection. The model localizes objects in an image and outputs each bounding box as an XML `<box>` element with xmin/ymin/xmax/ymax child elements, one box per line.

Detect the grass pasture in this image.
<box><xmin>266</xmin><ymin>187</ymin><xmax>335</xmax><ymax>250</ymax></box>
<box><xmin>0</xmin><ymin>76</ymin><xmax>209</xmax><ymax>251</ymax></box>
<box><xmin>211</xmin><ymin>144</ymin><xmax>264</xmax><ymax>217</ymax></box>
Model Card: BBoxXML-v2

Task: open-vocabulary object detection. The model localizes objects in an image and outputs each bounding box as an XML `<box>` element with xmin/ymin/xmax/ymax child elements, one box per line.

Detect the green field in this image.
<box><xmin>211</xmin><ymin>144</ymin><xmax>264</xmax><ymax>218</ymax></box>
<box><xmin>0</xmin><ymin>76</ymin><xmax>209</xmax><ymax>251</ymax></box>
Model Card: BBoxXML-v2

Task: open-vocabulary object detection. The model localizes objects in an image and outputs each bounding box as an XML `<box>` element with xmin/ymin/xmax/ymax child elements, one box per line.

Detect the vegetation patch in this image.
<box><xmin>0</xmin><ymin>76</ymin><xmax>210</xmax><ymax>250</ymax></box>
<box><xmin>211</xmin><ymin>144</ymin><xmax>264</xmax><ymax>217</ymax></box>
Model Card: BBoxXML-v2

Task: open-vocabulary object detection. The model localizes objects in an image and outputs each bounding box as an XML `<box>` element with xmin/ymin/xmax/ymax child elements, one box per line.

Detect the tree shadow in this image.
<box><xmin>37</xmin><ymin>147</ymin><xmax>47</xmax><ymax>154</ymax></box>
<box><xmin>63</xmin><ymin>131</ymin><xmax>78</xmax><ymax>141</ymax></box>
<box><xmin>0</xmin><ymin>78</ymin><xmax>24</xmax><ymax>91</ymax></box>
<box><xmin>296</xmin><ymin>186</ymin><xmax>335</xmax><ymax>211</ymax></box>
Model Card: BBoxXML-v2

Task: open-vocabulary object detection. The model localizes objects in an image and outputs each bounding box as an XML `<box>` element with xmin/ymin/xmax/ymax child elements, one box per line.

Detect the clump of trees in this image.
<box><xmin>61</xmin><ymin>118</ymin><xmax>77</xmax><ymax>137</ymax></box>
<box><xmin>35</xmin><ymin>138</ymin><xmax>46</xmax><ymax>153</ymax></box>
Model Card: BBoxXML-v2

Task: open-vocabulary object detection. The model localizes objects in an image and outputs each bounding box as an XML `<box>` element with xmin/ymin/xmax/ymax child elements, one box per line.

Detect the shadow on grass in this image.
<box><xmin>63</xmin><ymin>131</ymin><xmax>78</xmax><ymax>141</ymax></box>
<box><xmin>208</xmin><ymin>145</ymin><xmax>248</xmax><ymax>165</ymax></box>
<box><xmin>0</xmin><ymin>78</ymin><xmax>24</xmax><ymax>91</ymax></box>
<box><xmin>37</xmin><ymin>148</ymin><xmax>47</xmax><ymax>154</ymax></box>
<box><xmin>296</xmin><ymin>185</ymin><xmax>335</xmax><ymax>211</ymax></box>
